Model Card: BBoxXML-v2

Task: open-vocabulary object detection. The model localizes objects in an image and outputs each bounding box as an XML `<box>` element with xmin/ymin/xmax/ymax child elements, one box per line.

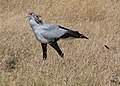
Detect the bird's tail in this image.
<box><xmin>58</xmin><ymin>25</ymin><xmax>88</xmax><ymax>39</ymax></box>
<box><xmin>66</xmin><ymin>30</ymin><xmax>89</xmax><ymax>39</ymax></box>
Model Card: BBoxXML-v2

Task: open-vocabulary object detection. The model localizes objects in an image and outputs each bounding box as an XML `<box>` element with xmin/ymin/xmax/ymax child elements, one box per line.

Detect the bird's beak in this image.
<box><xmin>27</xmin><ymin>13</ymin><xmax>32</xmax><ymax>17</ymax></box>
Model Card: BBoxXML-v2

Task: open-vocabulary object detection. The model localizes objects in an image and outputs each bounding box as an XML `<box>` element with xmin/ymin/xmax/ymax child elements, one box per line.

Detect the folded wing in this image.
<box><xmin>41</xmin><ymin>24</ymin><xmax>67</xmax><ymax>40</ymax></box>
<box><xmin>41</xmin><ymin>24</ymin><xmax>88</xmax><ymax>42</ymax></box>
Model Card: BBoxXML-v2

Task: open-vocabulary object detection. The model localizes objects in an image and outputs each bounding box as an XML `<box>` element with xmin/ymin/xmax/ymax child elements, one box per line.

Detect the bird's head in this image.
<box><xmin>27</xmin><ymin>11</ymin><xmax>43</xmax><ymax>26</ymax></box>
<box><xmin>27</xmin><ymin>11</ymin><xmax>41</xmax><ymax>19</ymax></box>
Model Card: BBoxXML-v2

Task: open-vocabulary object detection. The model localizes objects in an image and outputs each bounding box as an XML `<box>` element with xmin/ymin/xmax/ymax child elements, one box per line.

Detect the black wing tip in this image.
<box><xmin>82</xmin><ymin>37</ymin><xmax>89</xmax><ymax>39</ymax></box>
<box><xmin>85</xmin><ymin>36</ymin><xmax>89</xmax><ymax>39</ymax></box>
<box><xmin>58</xmin><ymin>25</ymin><xmax>89</xmax><ymax>39</ymax></box>
<box><xmin>80</xmin><ymin>35</ymin><xmax>89</xmax><ymax>39</ymax></box>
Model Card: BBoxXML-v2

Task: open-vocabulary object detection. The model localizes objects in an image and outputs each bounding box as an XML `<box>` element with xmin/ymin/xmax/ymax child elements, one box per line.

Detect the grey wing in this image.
<box><xmin>41</xmin><ymin>26</ymin><xmax>67</xmax><ymax>40</ymax></box>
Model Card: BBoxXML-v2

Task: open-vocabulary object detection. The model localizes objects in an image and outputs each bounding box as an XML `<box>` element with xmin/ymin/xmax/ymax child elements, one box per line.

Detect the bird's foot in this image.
<box><xmin>38</xmin><ymin>60</ymin><xmax>46</xmax><ymax>73</ymax></box>
<box><xmin>41</xmin><ymin>60</ymin><xmax>46</xmax><ymax>68</ymax></box>
<box><xmin>61</xmin><ymin>58</ymin><xmax>67</xmax><ymax>66</ymax></box>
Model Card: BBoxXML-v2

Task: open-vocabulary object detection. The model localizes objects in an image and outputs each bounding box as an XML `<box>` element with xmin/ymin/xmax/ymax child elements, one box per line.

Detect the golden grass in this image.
<box><xmin>0</xmin><ymin>0</ymin><xmax>120</xmax><ymax>86</ymax></box>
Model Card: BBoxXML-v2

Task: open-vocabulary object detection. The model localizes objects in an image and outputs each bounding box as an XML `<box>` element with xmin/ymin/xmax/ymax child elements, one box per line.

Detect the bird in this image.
<box><xmin>27</xmin><ymin>12</ymin><xmax>88</xmax><ymax>64</ymax></box>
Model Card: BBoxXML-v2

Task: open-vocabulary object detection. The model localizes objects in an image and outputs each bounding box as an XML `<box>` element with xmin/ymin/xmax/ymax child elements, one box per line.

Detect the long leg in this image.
<box><xmin>41</xmin><ymin>43</ymin><xmax>47</xmax><ymax>60</ymax></box>
<box><xmin>49</xmin><ymin>41</ymin><xmax>64</xmax><ymax>58</ymax></box>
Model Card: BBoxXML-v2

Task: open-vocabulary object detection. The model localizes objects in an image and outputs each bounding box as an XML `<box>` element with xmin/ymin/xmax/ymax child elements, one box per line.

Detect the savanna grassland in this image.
<box><xmin>0</xmin><ymin>0</ymin><xmax>120</xmax><ymax>86</ymax></box>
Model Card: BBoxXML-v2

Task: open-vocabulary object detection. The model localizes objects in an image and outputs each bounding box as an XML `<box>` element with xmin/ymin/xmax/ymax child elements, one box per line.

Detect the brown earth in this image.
<box><xmin>0</xmin><ymin>0</ymin><xmax>120</xmax><ymax>86</ymax></box>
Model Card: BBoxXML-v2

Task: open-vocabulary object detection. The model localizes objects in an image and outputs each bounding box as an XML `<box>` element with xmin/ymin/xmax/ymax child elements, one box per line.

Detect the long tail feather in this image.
<box><xmin>58</xmin><ymin>25</ymin><xmax>88</xmax><ymax>39</ymax></box>
<box><xmin>61</xmin><ymin>30</ymin><xmax>88</xmax><ymax>39</ymax></box>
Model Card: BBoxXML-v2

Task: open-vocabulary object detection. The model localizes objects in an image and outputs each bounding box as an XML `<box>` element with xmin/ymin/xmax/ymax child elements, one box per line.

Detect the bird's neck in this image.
<box><xmin>29</xmin><ymin>18</ymin><xmax>43</xmax><ymax>27</ymax></box>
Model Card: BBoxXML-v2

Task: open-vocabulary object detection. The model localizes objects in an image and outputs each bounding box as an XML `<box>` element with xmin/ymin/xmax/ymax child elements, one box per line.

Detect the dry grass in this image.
<box><xmin>0</xmin><ymin>0</ymin><xmax>120</xmax><ymax>86</ymax></box>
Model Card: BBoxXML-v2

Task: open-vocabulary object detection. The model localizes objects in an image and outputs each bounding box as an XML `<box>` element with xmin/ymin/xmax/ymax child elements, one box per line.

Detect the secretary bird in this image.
<box><xmin>27</xmin><ymin>12</ymin><xmax>88</xmax><ymax>64</ymax></box>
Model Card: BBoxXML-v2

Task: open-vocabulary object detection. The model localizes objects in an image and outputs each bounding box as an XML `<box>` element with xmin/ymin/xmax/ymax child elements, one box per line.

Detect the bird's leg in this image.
<box><xmin>49</xmin><ymin>41</ymin><xmax>64</xmax><ymax>58</ymax></box>
<box><xmin>41</xmin><ymin>43</ymin><xmax>47</xmax><ymax>67</ymax></box>
<box><xmin>50</xmin><ymin>42</ymin><xmax>67</xmax><ymax>69</ymax></box>
<box><xmin>49</xmin><ymin>41</ymin><xmax>67</xmax><ymax>66</ymax></box>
